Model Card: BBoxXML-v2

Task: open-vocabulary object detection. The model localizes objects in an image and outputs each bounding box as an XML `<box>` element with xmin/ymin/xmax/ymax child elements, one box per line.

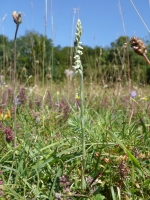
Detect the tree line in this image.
<box><xmin>0</xmin><ymin>31</ymin><xmax>150</xmax><ymax>85</ymax></box>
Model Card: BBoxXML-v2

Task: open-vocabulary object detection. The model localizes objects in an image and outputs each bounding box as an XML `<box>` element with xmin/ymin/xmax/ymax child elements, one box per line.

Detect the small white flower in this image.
<box><xmin>78</xmin><ymin>45</ymin><xmax>83</xmax><ymax>50</ymax></box>
<box><xmin>74</xmin><ymin>55</ymin><xmax>80</xmax><ymax>60</ymax></box>
<box><xmin>77</xmin><ymin>50</ymin><xmax>83</xmax><ymax>55</ymax></box>
<box><xmin>72</xmin><ymin>65</ymin><xmax>80</xmax><ymax>70</ymax></box>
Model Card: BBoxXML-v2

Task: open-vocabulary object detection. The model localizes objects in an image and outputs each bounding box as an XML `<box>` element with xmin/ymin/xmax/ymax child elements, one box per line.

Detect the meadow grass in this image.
<box><xmin>0</xmin><ymin>80</ymin><xmax>150</xmax><ymax>199</ymax></box>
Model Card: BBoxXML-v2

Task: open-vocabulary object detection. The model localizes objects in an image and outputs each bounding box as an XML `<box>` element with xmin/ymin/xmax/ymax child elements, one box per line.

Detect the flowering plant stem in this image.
<box><xmin>80</xmin><ymin>73</ymin><xmax>86</xmax><ymax>190</ymax></box>
<box><xmin>72</xmin><ymin>19</ymin><xmax>86</xmax><ymax>190</ymax></box>
<box><xmin>12</xmin><ymin>11</ymin><xmax>22</xmax><ymax>148</ymax></box>
<box><xmin>13</xmin><ymin>23</ymin><xmax>20</xmax><ymax>148</ymax></box>
<box><xmin>143</xmin><ymin>53</ymin><xmax>150</xmax><ymax>65</ymax></box>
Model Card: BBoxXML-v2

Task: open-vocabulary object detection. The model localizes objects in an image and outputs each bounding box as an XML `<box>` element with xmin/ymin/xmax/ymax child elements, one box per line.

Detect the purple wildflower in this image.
<box><xmin>118</xmin><ymin>161</ymin><xmax>130</xmax><ymax>180</ymax></box>
<box><xmin>14</xmin><ymin>98</ymin><xmax>21</xmax><ymax>106</ymax></box>
<box><xmin>59</xmin><ymin>99</ymin><xmax>70</xmax><ymax>120</ymax></box>
<box><xmin>18</xmin><ymin>87</ymin><xmax>26</xmax><ymax>104</ymax></box>
<box><xmin>59</xmin><ymin>175</ymin><xmax>70</xmax><ymax>187</ymax></box>
<box><xmin>3</xmin><ymin>127</ymin><xmax>14</xmax><ymax>143</ymax></box>
<box><xmin>130</xmin><ymin>91</ymin><xmax>137</xmax><ymax>98</ymax></box>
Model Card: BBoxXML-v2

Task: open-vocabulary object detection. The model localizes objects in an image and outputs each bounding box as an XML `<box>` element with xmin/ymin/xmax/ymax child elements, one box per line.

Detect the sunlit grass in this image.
<box><xmin>0</xmin><ymin>81</ymin><xmax>149</xmax><ymax>199</ymax></box>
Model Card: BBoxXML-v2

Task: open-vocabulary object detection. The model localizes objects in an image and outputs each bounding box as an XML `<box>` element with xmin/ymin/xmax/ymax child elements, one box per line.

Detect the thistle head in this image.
<box><xmin>12</xmin><ymin>11</ymin><xmax>22</xmax><ymax>24</ymax></box>
<box><xmin>130</xmin><ymin>36</ymin><xmax>147</xmax><ymax>56</ymax></box>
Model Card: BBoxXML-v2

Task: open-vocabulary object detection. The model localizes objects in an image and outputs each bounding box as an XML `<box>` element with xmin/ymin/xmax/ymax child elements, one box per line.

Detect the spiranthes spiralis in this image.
<box><xmin>73</xmin><ymin>19</ymin><xmax>86</xmax><ymax>190</ymax></box>
<box><xmin>130</xmin><ymin>36</ymin><xmax>150</xmax><ymax>65</ymax></box>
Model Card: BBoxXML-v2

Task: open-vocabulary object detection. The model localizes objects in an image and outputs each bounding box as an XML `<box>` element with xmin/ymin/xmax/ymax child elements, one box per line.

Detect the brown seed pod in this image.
<box><xmin>12</xmin><ymin>11</ymin><xmax>18</xmax><ymax>24</ymax></box>
<box><xmin>130</xmin><ymin>36</ymin><xmax>147</xmax><ymax>56</ymax></box>
<box><xmin>12</xmin><ymin>11</ymin><xmax>22</xmax><ymax>24</ymax></box>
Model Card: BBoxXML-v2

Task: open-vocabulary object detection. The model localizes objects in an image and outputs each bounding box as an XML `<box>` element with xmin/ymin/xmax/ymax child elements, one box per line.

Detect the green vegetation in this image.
<box><xmin>1</xmin><ymin>33</ymin><xmax>150</xmax><ymax>85</ymax></box>
<box><xmin>0</xmin><ymin>17</ymin><xmax>150</xmax><ymax>199</ymax></box>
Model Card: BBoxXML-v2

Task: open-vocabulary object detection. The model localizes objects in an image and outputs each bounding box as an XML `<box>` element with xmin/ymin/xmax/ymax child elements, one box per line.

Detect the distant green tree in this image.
<box><xmin>0</xmin><ymin>33</ymin><xmax>149</xmax><ymax>84</ymax></box>
<box><xmin>111</xmin><ymin>36</ymin><xmax>130</xmax><ymax>48</ymax></box>
<box><xmin>53</xmin><ymin>46</ymin><xmax>71</xmax><ymax>81</ymax></box>
<box><xmin>0</xmin><ymin>35</ymin><xmax>12</xmax><ymax>75</ymax></box>
<box><xmin>15</xmin><ymin>31</ymin><xmax>53</xmax><ymax>82</ymax></box>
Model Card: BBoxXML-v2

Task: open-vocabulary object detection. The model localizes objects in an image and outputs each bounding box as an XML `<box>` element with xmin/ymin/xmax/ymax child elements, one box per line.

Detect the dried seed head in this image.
<box><xmin>12</xmin><ymin>11</ymin><xmax>18</xmax><ymax>24</ymax></box>
<box><xmin>130</xmin><ymin>37</ymin><xmax>147</xmax><ymax>56</ymax></box>
<box><xmin>12</xmin><ymin>11</ymin><xmax>22</xmax><ymax>24</ymax></box>
<box><xmin>46</xmin><ymin>74</ymin><xmax>51</xmax><ymax>79</ymax></box>
<box><xmin>17</xmin><ymin>12</ymin><xmax>22</xmax><ymax>24</ymax></box>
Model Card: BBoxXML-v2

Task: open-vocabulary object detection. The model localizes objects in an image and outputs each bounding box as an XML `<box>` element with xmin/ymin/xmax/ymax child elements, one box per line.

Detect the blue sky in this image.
<box><xmin>1</xmin><ymin>0</ymin><xmax>150</xmax><ymax>48</ymax></box>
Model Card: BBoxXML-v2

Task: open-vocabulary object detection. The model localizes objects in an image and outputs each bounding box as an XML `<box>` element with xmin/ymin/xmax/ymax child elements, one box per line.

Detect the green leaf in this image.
<box><xmin>91</xmin><ymin>194</ymin><xmax>105</xmax><ymax>200</ymax></box>
<box><xmin>5</xmin><ymin>186</ymin><xmax>24</xmax><ymax>200</ymax></box>
<box><xmin>108</xmin><ymin>131</ymin><xmax>142</xmax><ymax>170</ymax></box>
<box><xmin>111</xmin><ymin>186</ymin><xmax>116</xmax><ymax>200</ymax></box>
<box><xmin>49</xmin><ymin>167</ymin><xmax>62</xmax><ymax>199</ymax></box>
<box><xmin>143</xmin><ymin>179</ymin><xmax>150</xmax><ymax>186</ymax></box>
<box><xmin>18</xmin><ymin>159</ymin><xmax>24</xmax><ymax>175</ymax></box>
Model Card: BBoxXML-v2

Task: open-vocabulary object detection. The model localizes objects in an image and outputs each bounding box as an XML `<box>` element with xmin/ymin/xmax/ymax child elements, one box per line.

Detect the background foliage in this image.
<box><xmin>1</xmin><ymin>33</ymin><xmax>150</xmax><ymax>85</ymax></box>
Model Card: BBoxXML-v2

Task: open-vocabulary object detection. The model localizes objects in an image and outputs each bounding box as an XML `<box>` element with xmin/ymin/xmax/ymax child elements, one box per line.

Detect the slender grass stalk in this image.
<box><xmin>118</xmin><ymin>0</ymin><xmax>131</xmax><ymax>92</ymax></box>
<box><xmin>42</xmin><ymin>38</ymin><xmax>45</xmax><ymax>90</ymax></box>
<box><xmin>131</xmin><ymin>164</ymin><xmax>135</xmax><ymax>199</ymax></box>
<box><xmin>2</xmin><ymin>28</ymin><xmax>5</xmax><ymax>75</ymax></box>
<box><xmin>130</xmin><ymin>0</ymin><xmax>150</xmax><ymax>33</ymax></box>
<box><xmin>42</xmin><ymin>0</ymin><xmax>48</xmax><ymax>90</ymax></box>
<box><xmin>50</xmin><ymin>0</ymin><xmax>54</xmax><ymax>93</ymax></box>
<box><xmin>12</xmin><ymin>11</ymin><xmax>22</xmax><ymax>148</ymax></box>
<box><xmin>13</xmin><ymin>25</ymin><xmax>18</xmax><ymax>148</ymax></box>
<box><xmin>72</xmin><ymin>19</ymin><xmax>86</xmax><ymax>190</ymax></box>
<box><xmin>41</xmin><ymin>0</ymin><xmax>48</xmax><ymax>129</ymax></box>
<box><xmin>115</xmin><ymin>44</ymin><xmax>127</xmax><ymax>103</ymax></box>
<box><xmin>0</xmin><ymin>14</ymin><xmax>7</xmax><ymax>74</ymax></box>
<box><xmin>70</xmin><ymin>8</ymin><xmax>76</xmax><ymax>68</ymax></box>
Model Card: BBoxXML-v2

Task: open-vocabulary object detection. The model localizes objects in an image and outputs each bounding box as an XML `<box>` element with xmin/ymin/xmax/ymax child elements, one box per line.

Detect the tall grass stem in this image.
<box><xmin>130</xmin><ymin>0</ymin><xmax>150</xmax><ymax>33</ymax></box>
<box><xmin>13</xmin><ymin>23</ymin><xmax>19</xmax><ymax>148</ymax></box>
<box><xmin>12</xmin><ymin>11</ymin><xmax>22</xmax><ymax>148</ymax></box>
